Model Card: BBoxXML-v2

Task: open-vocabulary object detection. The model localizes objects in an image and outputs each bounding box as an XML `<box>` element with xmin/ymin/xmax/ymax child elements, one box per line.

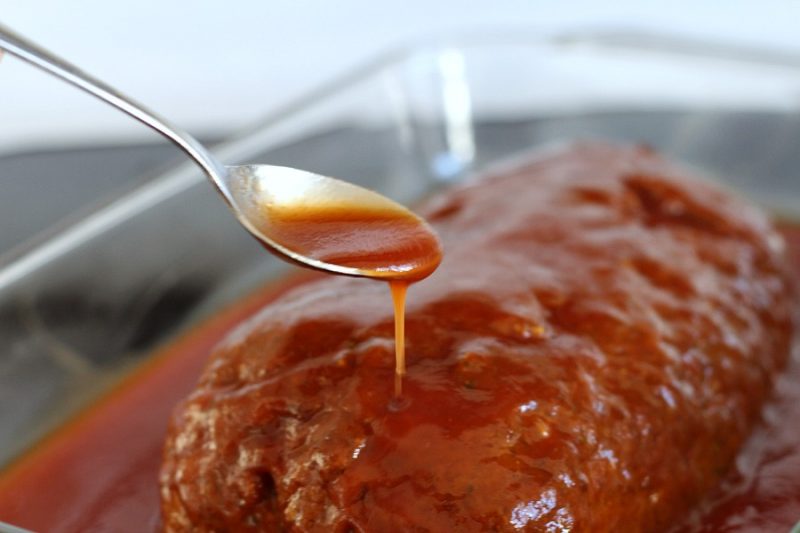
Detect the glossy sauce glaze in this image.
<box><xmin>0</xmin><ymin>144</ymin><xmax>798</xmax><ymax>532</ymax></box>
<box><xmin>263</xmin><ymin>199</ymin><xmax>442</xmax><ymax>395</ymax></box>
<box><xmin>160</xmin><ymin>144</ymin><xmax>795</xmax><ymax>531</ymax></box>
<box><xmin>263</xmin><ymin>202</ymin><xmax>442</xmax><ymax>282</ymax></box>
<box><xmin>681</xmin><ymin>225</ymin><xmax>800</xmax><ymax>532</ymax></box>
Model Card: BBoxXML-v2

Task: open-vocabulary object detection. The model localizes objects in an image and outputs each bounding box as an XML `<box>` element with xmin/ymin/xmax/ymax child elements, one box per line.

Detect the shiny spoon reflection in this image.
<box><xmin>0</xmin><ymin>23</ymin><xmax>441</xmax><ymax>281</ymax></box>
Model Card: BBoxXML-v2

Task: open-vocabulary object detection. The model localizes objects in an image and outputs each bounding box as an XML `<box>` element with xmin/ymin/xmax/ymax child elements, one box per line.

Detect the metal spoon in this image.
<box><xmin>0</xmin><ymin>23</ymin><xmax>441</xmax><ymax>280</ymax></box>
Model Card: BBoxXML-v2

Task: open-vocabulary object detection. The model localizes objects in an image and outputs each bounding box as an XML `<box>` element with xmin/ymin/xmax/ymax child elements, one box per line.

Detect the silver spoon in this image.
<box><xmin>0</xmin><ymin>23</ymin><xmax>441</xmax><ymax>281</ymax></box>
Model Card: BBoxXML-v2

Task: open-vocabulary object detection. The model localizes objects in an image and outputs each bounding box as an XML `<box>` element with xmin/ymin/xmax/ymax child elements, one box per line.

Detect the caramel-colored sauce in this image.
<box><xmin>264</xmin><ymin>203</ymin><xmax>442</xmax><ymax>282</ymax></box>
<box><xmin>390</xmin><ymin>280</ymin><xmax>408</xmax><ymax>397</ymax></box>
<box><xmin>265</xmin><ymin>202</ymin><xmax>441</xmax><ymax>395</ymax></box>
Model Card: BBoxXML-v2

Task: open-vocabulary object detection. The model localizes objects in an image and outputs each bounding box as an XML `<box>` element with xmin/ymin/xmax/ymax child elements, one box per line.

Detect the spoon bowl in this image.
<box><xmin>225</xmin><ymin>164</ymin><xmax>442</xmax><ymax>279</ymax></box>
<box><xmin>0</xmin><ymin>23</ymin><xmax>441</xmax><ymax>281</ymax></box>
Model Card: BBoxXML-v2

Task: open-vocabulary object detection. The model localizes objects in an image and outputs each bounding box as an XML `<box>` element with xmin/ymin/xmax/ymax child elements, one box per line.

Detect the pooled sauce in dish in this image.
<box><xmin>0</xmin><ymin>145</ymin><xmax>798</xmax><ymax>532</ymax></box>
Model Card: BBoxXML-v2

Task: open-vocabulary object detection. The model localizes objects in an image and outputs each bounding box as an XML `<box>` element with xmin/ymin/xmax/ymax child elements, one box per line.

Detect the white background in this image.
<box><xmin>2</xmin><ymin>0</ymin><xmax>800</xmax><ymax>153</ymax></box>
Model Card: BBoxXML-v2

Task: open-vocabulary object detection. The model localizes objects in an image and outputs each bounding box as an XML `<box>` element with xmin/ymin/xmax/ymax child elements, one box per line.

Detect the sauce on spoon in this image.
<box><xmin>259</xmin><ymin>196</ymin><xmax>442</xmax><ymax>396</ymax></box>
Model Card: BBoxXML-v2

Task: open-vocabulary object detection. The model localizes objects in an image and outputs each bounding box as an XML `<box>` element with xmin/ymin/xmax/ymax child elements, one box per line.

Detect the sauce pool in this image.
<box><xmin>264</xmin><ymin>203</ymin><xmax>442</xmax><ymax>281</ymax></box>
<box><xmin>0</xmin><ymin>228</ymin><xmax>797</xmax><ymax>532</ymax></box>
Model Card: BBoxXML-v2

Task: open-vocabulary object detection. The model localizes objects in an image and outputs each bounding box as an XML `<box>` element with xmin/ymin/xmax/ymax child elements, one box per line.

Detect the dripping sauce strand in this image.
<box><xmin>390</xmin><ymin>280</ymin><xmax>408</xmax><ymax>397</ymax></box>
<box><xmin>262</xmin><ymin>199</ymin><xmax>442</xmax><ymax>398</ymax></box>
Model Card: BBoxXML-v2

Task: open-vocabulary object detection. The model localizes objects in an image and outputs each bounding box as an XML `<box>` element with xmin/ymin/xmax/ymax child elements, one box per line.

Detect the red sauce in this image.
<box><xmin>158</xmin><ymin>144</ymin><xmax>796</xmax><ymax>531</ymax></box>
<box><xmin>680</xmin><ymin>224</ymin><xmax>800</xmax><ymax>532</ymax></box>
<box><xmin>0</xmin><ymin>196</ymin><xmax>442</xmax><ymax>532</ymax></box>
<box><xmin>0</xmin><ymin>147</ymin><xmax>797</xmax><ymax>531</ymax></box>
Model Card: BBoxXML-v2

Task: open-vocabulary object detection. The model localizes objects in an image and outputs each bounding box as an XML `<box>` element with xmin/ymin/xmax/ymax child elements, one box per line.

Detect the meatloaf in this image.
<box><xmin>160</xmin><ymin>143</ymin><xmax>795</xmax><ymax>532</ymax></box>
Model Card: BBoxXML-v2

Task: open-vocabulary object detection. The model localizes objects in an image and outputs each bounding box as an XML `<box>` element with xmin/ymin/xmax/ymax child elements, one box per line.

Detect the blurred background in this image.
<box><xmin>1</xmin><ymin>0</ymin><xmax>800</xmax><ymax>255</ymax></box>
<box><xmin>3</xmin><ymin>0</ymin><xmax>800</xmax><ymax>151</ymax></box>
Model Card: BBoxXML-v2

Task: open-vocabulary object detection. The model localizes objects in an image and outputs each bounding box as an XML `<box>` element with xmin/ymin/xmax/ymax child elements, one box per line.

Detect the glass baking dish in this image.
<box><xmin>1</xmin><ymin>29</ymin><xmax>799</xmax><ymax>484</ymax></box>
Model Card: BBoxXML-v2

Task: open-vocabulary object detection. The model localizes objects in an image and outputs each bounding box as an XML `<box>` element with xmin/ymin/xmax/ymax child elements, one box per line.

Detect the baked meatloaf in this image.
<box><xmin>160</xmin><ymin>143</ymin><xmax>794</xmax><ymax>532</ymax></box>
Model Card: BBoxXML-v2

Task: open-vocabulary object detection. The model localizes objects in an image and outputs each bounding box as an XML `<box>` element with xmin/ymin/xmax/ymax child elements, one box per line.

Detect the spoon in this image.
<box><xmin>0</xmin><ymin>23</ymin><xmax>442</xmax><ymax>281</ymax></box>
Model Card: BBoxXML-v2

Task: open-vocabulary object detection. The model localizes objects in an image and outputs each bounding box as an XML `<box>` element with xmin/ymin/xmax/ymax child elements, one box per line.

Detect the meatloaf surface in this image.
<box><xmin>160</xmin><ymin>143</ymin><xmax>794</xmax><ymax>532</ymax></box>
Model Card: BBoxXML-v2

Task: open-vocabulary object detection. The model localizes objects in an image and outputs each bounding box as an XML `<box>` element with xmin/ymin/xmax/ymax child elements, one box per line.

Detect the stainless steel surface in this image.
<box><xmin>0</xmin><ymin>23</ymin><xmax>430</xmax><ymax>280</ymax></box>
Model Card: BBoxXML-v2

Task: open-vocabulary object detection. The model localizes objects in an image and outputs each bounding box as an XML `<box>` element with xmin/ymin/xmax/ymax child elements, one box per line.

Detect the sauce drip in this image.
<box><xmin>390</xmin><ymin>280</ymin><xmax>408</xmax><ymax>397</ymax></box>
<box><xmin>263</xmin><ymin>201</ymin><xmax>441</xmax><ymax>394</ymax></box>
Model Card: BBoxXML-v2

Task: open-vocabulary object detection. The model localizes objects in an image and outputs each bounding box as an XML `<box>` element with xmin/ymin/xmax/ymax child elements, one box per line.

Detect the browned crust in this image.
<box><xmin>160</xmin><ymin>143</ymin><xmax>794</xmax><ymax>532</ymax></box>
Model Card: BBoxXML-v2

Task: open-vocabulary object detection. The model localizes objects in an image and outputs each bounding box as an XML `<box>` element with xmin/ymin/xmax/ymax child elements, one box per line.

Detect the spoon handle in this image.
<box><xmin>0</xmin><ymin>23</ymin><xmax>231</xmax><ymax>203</ymax></box>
